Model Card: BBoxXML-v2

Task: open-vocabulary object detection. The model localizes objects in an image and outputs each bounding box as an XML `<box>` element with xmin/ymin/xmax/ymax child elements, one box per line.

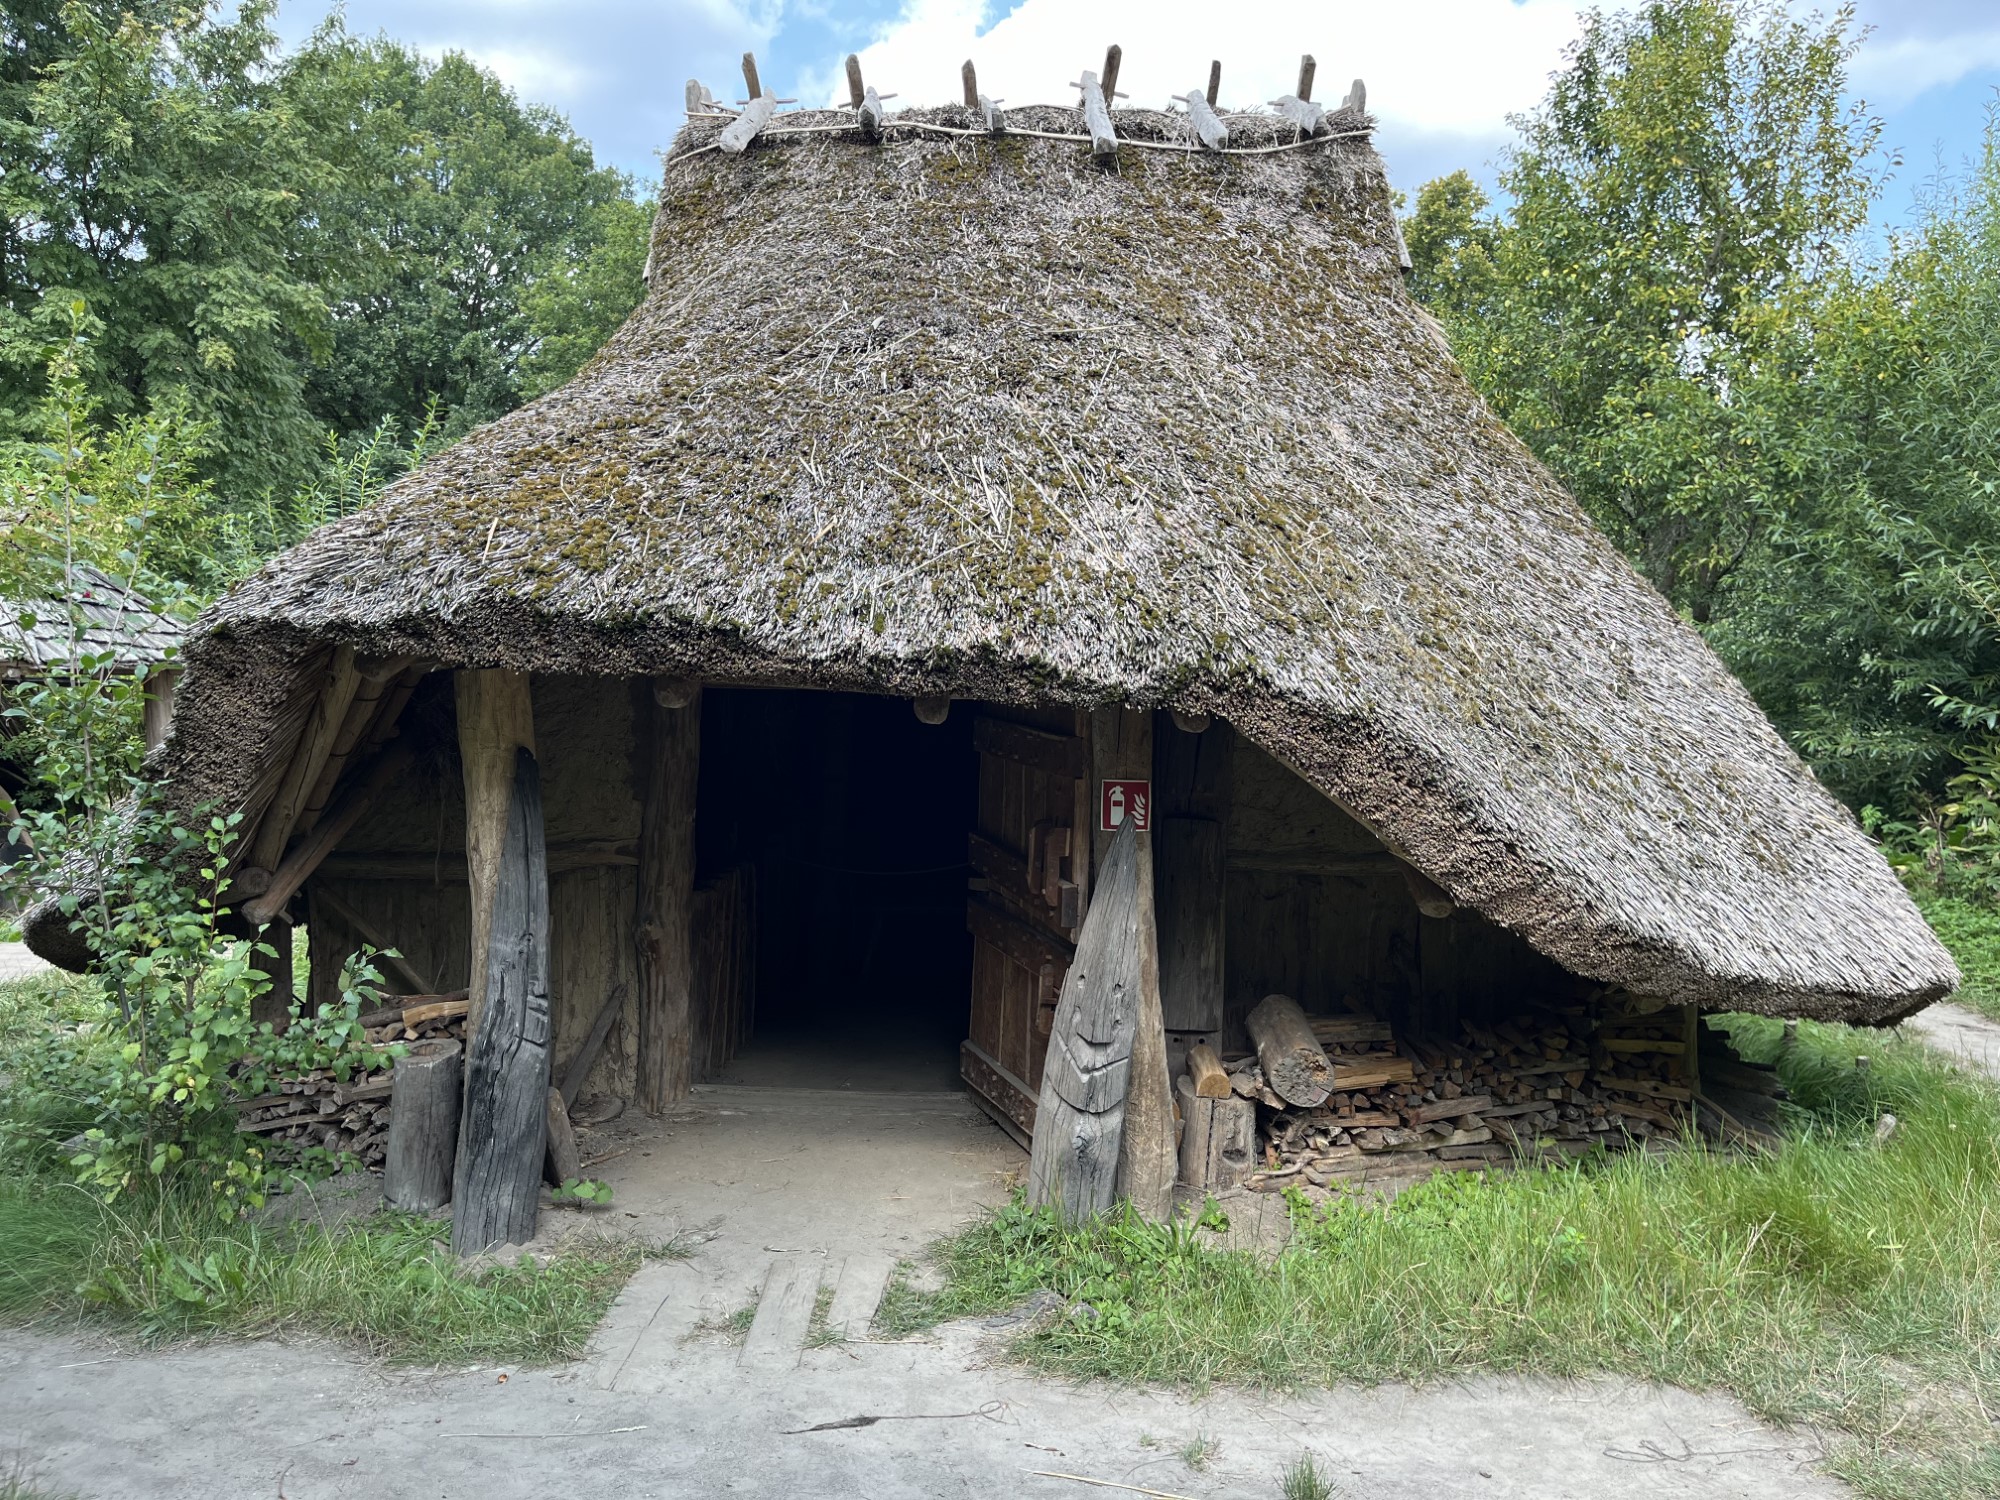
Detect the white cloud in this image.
<box><xmin>835</xmin><ymin>0</ymin><xmax>1589</xmax><ymax>140</ymax></box>
<box><xmin>1848</xmin><ymin>29</ymin><xmax>2000</xmax><ymax>108</ymax></box>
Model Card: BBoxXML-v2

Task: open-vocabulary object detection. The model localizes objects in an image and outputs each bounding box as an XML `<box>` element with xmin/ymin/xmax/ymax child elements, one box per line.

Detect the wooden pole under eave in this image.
<box><xmin>636</xmin><ymin>678</ymin><xmax>701</xmax><ymax>1114</ymax></box>
<box><xmin>458</xmin><ymin>669</ymin><xmax>536</xmax><ymax>1040</ymax></box>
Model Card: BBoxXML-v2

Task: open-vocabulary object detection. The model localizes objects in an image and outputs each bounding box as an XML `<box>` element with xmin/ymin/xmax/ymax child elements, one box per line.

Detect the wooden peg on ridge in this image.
<box><xmin>1100</xmin><ymin>44</ymin><xmax>1122</xmax><ymax>104</ymax></box>
<box><xmin>741</xmin><ymin>51</ymin><xmax>762</xmax><ymax>101</ymax></box>
<box><xmin>1297</xmin><ymin>53</ymin><xmax>1316</xmax><ymax>102</ymax></box>
<box><xmin>1205</xmin><ymin>60</ymin><xmax>1221</xmax><ymax>109</ymax></box>
<box><xmin>845</xmin><ymin>53</ymin><xmax>864</xmax><ymax>108</ymax></box>
<box><xmin>1344</xmin><ymin>77</ymin><xmax>1367</xmax><ymax>113</ymax></box>
<box><xmin>962</xmin><ymin>59</ymin><xmax>978</xmax><ymax>109</ymax></box>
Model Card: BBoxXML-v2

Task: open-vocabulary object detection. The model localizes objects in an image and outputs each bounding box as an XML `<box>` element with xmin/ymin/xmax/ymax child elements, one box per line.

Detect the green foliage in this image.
<box><xmin>551</xmin><ymin>1178</ymin><xmax>614</xmax><ymax>1208</ymax></box>
<box><xmin>916</xmin><ymin>1023</ymin><xmax>2000</xmax><ymax>1497</ymax></box>
<box><xmin>1408</xmin><ymin>0</ymin><xmax>1880</xmax><ymax>628</ymax></box>
<box><xmin>1911</xmin><ymin>893</ymin><xmax>2000</xmax><ymax>1020</ymax></box>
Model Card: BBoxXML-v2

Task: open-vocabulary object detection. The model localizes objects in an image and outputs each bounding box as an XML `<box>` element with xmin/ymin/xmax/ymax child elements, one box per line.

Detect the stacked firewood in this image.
<box><xmin>1229</xmin><ymin>999</ymin><xmax>1704</xmax><ymax>1194</ymax></box>
<box><xmin>232</xmin><ymin>993</ymin><xmax>469</xmax><ymax>1169</ymax></box>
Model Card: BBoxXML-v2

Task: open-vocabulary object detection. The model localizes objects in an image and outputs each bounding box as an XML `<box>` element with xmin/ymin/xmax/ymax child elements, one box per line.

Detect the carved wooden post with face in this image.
<box><xmin>1028</xmin><ymin>817</ymin><xmax>1167</xmax><ymax>1219</ymax></box>
<box><xmin>451</xmin><ymin>747</ymin><xmax>553</xmax><ymax>1254</ymax></box>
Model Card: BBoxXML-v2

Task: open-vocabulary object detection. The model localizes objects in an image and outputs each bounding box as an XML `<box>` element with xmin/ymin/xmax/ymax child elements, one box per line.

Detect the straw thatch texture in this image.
<box><xmin>26</xmin><ymin>103</ymin><xmax>1954</xmax><ymax>1022</ymax></box>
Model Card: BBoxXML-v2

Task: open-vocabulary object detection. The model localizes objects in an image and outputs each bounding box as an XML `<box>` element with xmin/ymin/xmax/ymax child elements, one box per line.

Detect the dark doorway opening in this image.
<box><xmin>696</xmin><ymin>689</ymin><xmax>977</xmax><ymax>1090</ymax></box>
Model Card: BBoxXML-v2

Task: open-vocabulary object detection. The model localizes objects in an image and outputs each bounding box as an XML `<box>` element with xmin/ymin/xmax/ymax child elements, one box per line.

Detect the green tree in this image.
<box><xmin>283</xmin><ymin>32</ymin><xmax>648</xmax><ymax>442</ymax></box>
<box><xmin>0</xmin><ymin>0</ymin><xmax>334</xmax><ymax>502</ymax></box>
<box><xmin>1405</xmin><ymin>0</ymin><xmax>1881</xmax><ymax>624</ymax></box>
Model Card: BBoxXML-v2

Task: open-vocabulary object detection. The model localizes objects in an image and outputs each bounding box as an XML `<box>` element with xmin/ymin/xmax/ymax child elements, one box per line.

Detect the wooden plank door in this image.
<box><xmin>962</xmin><ymin>706</ymin><xmax>1091</xmax><ymax>1145</ymax></box>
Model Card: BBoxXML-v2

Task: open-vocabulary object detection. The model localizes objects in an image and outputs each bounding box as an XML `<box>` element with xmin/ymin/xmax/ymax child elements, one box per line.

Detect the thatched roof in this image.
<box><xmin>26</xmin><ymin>101</ymin><xmax>1954</xmax><ymax>1022</ymax></box>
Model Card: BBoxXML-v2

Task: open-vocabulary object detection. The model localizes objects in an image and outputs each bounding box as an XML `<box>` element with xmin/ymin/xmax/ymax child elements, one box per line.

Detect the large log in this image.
<box><xmin>635</xmin><ymin>679</ymin><xmax>701</xmax><ymax>1113</ymax></box>
<box><xmin>1186</xmin><ymin>1042</ymin><xmax>1231</xmax><ymax>1099</ymax></box>
<box><xmin>1246</xmin><ymin>993</ymin><xmax>1334</xmax><ymax>1107</ymax></box>
<box><xmin>451</xmin><ymin>747</ymin><xmax>554</xmax><ymax>1255</ymax></box>
<box><xmin>458</xmin><ymin>670</ymin><xmax>535</xmax><ymax>1040</ymax></box>
<box><xmin>1029</xmin><ymin>818</ymin><xmax>1148</xmax><ymax>1219</ymax></box>
<box><xmin>385</xmin><ymin>1039</ymin><xmax>462</xmax><ymax>1212</ymax></box>
<box><xmin>1115</xmin><ymin>830</ymin><xmax>1174</xmax><ymax>1222</ymax></box>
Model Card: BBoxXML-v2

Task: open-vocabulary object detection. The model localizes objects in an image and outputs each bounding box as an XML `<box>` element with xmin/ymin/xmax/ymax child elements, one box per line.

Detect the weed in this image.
<box><xmin>1279</xmin><ymin>1451</ymin><xmax>1336</xmax><ymax>1500</ymax></box>
<box><xmin>1178</xmin><ymin>1434</ymin><xmax>1220</xmax><ymax>1471</ymax></box>
<box><xmin>803</xmin><ymin>1282</ymin><xmax>843</xmax><ymax>1348</ymax></box>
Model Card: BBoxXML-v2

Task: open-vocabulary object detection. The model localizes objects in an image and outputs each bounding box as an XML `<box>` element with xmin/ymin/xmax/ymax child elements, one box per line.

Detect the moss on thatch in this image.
<box><xmin>30</xmin><ymin>102</ymin><xmax>1954</xmax><ymax>1022</ymax></box>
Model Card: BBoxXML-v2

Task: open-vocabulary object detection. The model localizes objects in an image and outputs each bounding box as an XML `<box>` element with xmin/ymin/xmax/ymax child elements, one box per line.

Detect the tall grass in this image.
<box><xmin>904</xmin><ymin>1018</ymin><xmax>2000</xmax><ymax>1500</ymax></box>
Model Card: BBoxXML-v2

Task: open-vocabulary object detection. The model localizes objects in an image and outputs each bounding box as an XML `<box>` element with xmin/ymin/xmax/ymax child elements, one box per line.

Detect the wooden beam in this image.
<box><xmin>636</xmin><ymin>679</ymin><xmax>700</xmax><ymax>1114</ymax></box>
<box><xmin>451</xmin><ymin>746</ymin><xmax>554</xmax><ymax>1256</ymax></box>
<box><xmin>142</xmin><ymin>666</ymin><xmax>180</xmax><ymax>752</ymax></box>
<box><xmin>1028</xmin><ymin>818</ymin><xmax>1147</xmax><ymax>1220</ymax></box>
<box><xmin>740</xmin><ymin>51</ymin><xmax>761</xmax><ymax>100</ymax></box>
<box><xmin>1271</xmin><ymin>95</ymin><xmax>1326</xmax><ymax>134</ymax></box>
<box><xmin>845</xmin><ymin>53</ymin><xmax>865</xmax><ymax>108</ymax></box>
<box><xmin>240</xmin><ymin>737</ymin><xmax>418</xmax><ymax>927</ymax></box>
<box><xmin>974</xmin><ymin>716</ymin><xmax>1089</xmax><ymax>779</ymax></box>
<box><xmin>1078</xmin><ymin>70</ymin><xmax>1117</xmax><ymax>158</ymax></box>
<box><xmin>308</xmin><ymin>881</ymin><xmax>440</xmax><ymax>996</ymax></box>
<box><xmin>961</xmin><ymin>59</ymin><xmax>978</xmax><ymax>108</ymax></box>
<box><xmin>1297</xmin><ymin>53</ymin><xmax>1316</xmax><ymax>103</ymax></box>
<box><xmin>250</xmin><ymin>918</ymin><xmax>292</xmax><ymax>1033</ymax></box>
<box><xmin>1183</xmin><ymin>92</ymin><xmax>1228</xmax><ymax>151</ymax></box>
<box><xmin>1089</xmin><ymin>706</ymin><xmax>1151</xmax><ymax>880</ymax></box>
<box><xmin>1343</xmin><ymin>78</ymin><xmax>1367</xmax><ymax>113</ymax></box>
<box><xmin>720</xmin><ymin>96</ymin><xmax>776</xmax><ymax>154</ymax></box>
<box><xmin>295</xmin><ymin>658</ymin><xmax>408</xmax><ymax>835</ymax></box>
<box><xmin>1099</xmin><ymin>44</ymin><xmax>1122</xmax><ymax>104</ymax></box>
<box><xmin>317</xmin><ymin>838</ymin><xmax>636</xmax><ymax>882</ymax></box>
<box><xmin>980</xmin><ymin>93</ymin><xmax>1006</xmax><ymax>134</ymax></box>
<box><xmin>248</xmin><ymin>646</ymin><xmax>361</xmax><ymax>871</ymax></box>
<box><xmin>560</xmin><ymin>981</ymin><xmax>628</xmax><ymax>1110</ymax></box>
<box><xmin>1205</xmin><ymin>60</ymin><xmax>1221</xmax><ymax>109</ymax></box>
<box><xmin>458</xmin><ymin>669</ymin><xmax>535</xmax><ymax>1040</ymax></box>
<box><xmin>1117</xmin><ymin>828</ymin><xmax>1174</xmax><ymax>1221</ymax></box>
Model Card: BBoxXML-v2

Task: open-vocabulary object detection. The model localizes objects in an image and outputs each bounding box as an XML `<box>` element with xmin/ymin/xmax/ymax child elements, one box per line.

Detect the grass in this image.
<box><xmin>1913</xmin><ymin>890</ymin><xmax>2000</xmax><ymax>1019</ymax></box>
<box><xmin>1279</xmin><ymin>1452</ymin><xmax>1337</xmax><ymax>1500</ymax></box>
<box><xmin>890</xmin><ymin>1016</ymin><xmax>2000</xmax><ymax>1500</ymax></box>
<box><xmin>0</xmin><ymin>971</ymin><xmax>649</xmax><ymax>1364</ymax></box>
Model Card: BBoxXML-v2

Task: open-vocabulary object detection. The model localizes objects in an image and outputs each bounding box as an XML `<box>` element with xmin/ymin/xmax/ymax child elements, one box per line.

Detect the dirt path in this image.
<box><xmin>1899</xmin><ymin>1000</ymin><xmax>2000</xmax><ymax>1078</ymax></box>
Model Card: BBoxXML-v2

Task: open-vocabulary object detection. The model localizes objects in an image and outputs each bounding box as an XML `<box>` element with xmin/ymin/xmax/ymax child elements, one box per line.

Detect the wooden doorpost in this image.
<box><xmin>458</xmin><ymin>670</ymin><xmax>535</xmax><ymax>1039</ymax></box>
<box><xmin>250</xmin><ymin>919</ymin><xmax>293</xmax><ymax>1034</ymax></box>
<box><xmin>636</xmin><ymin>678</ymin><xmax>701</xmax><ymax>1114</ymax></box>
<box><xmin>452</xmin><ymin>747</ymin><xmax>554</xmax><ymax>1254</ymax></box>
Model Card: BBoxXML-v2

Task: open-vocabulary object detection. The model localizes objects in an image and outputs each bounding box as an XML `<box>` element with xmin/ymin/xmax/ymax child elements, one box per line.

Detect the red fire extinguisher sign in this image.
<box><xmin>1099</xmin><ymin>779</ymin><xmax>1151</xmax><ymax>833</ymax></box>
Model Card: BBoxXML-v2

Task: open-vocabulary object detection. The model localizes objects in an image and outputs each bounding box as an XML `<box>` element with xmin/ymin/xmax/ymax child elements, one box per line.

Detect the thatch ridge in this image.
<box><xmin>26</xmin><ymin>105</ymin><xmax>1955</xmax><ymax>1021</ymax></box>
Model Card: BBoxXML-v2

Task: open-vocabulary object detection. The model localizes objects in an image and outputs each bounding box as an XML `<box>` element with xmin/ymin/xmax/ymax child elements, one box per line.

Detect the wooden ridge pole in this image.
<box><xmin>636</xmin><ymin>676</ymin><xmax>701</xmax><ymax>1114</ymax></box>
<box><xmin>458</xmin><ymin>669</ymin><xmax>535</xmax><ymax>1040</ymax></box>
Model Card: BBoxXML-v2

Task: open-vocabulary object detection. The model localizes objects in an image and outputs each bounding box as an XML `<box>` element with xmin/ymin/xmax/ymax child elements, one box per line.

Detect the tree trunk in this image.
<box><xmin>1029</xmin><ymin>817</ymin><xmax>1149</xmax><ymax>1220</ymax></box>
<box><xmin>451</xmin><ymin>747</ymin><xmax>553</xmax><ymax>1255</ymax></box>
<box><xmin>457</xmin><ymin>669</ymin><xmax>535</xmax><ymax>1040</ymax></box>
<box><xmin>1246</xmin><ymin>993</ymin><xmax>1334</xmax><ymax>1107</ymax></box>
<box><xmin>636</xmin><ymin>680</ymin><xmax>701</xmax><ymax>1115</ymax></box>
<box><xmin>385</xmin><ymin>1039</ymin><xmax>462</xmax><ymax>1212</ymax></box>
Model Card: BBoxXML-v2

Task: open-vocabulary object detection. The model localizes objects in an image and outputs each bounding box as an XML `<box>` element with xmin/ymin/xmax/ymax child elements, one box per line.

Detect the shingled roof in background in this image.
<box><xmin>23</xmin><ymin>62</ymin><xmax>1958</xmax><ymax>1023</ymax></box>
<box><xmin>0</xmin><ymin>564</ymin><xmax>184</xmax><ymax>679</ymax></box>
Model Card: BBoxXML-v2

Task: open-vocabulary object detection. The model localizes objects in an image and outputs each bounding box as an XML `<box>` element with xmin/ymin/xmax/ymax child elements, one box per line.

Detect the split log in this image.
<box><xmin>458</xmin><ymin>669</ymin><xmax>535</xmax><ymax>1039</ymax></box>
<box><xmin>544</xmin><ymin>1086</ymin><xmax>582</xmax><ymax>1187</ymax></box>
<box><xmin>1186</xmin><ymin>1043</ymin><xmax>1231</xmax><ymax>1099</ymax></box>
<box><xmin>1078</xmin><ymin>70</ymin><xmax>1117</xmax><ymax>158</ymax></box>
<box><xmin>636</xmin><ymin>679</ymin><xmax>700</xmax><ymax>1114</ymax></box>
<box><xmin>1245</xmin><ymin>993</ymin><xmax>1334</xmax><ymax>1107</ymax></box>
<box><xmin>241</xmin><ymin>737</ymin><xmax>417</xmax><ymax>926</ymax></box>
<box><xmin>1271</xmin><ymin>95</ymin><xmax>1326</xmax><ymax>134</ymax></box>
<box><xmin>720</xmin><ymin>96</ymin><xmax>776</xmax><ymax>154</ymax></box>
<box><xmin>1028</xmin><ymin>818</ymin><xmax>1146</xmax><ymax>1219</ymax></box>
<box><xmin>1182</xmin><ymin>90</ymin><xmax>1228</xmax><ymax>151</ymax></box>
<box><xmin>1115</xmin><ymin>829</ymin><xmax>1174</xmax><ymax>1222</ymax></box>
<box><xmin>1175</xmin><ymin>1075</ymin><xmax>1257</xmax><ymax>1194</ymax></box>
<box><xmin>451</xmin><ymin>747</ymin><xmax>554</xmax><ymax>1255</ymax></box>
<box><xmin>385</xmin><ymin>1039</ymin><xmax>462</xmax><ymax>1212</ymax></box>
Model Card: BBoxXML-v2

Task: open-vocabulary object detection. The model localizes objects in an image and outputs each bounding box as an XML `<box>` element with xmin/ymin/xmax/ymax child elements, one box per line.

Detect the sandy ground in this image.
<box><xmin>10</xmin><ymin>947</ymin><xmax>2000</xmax><ymax>1497</ymax></box>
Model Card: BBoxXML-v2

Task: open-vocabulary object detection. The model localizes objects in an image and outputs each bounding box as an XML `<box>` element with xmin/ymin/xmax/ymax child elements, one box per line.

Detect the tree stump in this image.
<box><xmin>452</xmin><ymin>747</ymin><xmax>554</xmax><ymax>1255</ymax></box>
<box><xmin>384</xmin><ymin>1039</ymin><xmax>462</xmax><ymax>1212</ymax></box>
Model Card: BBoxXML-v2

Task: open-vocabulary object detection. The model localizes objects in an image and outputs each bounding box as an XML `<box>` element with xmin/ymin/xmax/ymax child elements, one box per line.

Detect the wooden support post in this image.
<box><xmin>846</xmin><ymin>53</ymin><xmax>865</xmax><ymax>108</ymax></box>
<box><xmin>385</xmin><ymin>1040</ymin><xmax>461</xmax><ymax>1212</ymax></box>
<box><xmin>250</xmin><ymin>919</ymin><xmax>293</xmax><ymax>1033</ymax></box>
<box><xmin>741</xmin><ymin>51</ymin><xmax>762</xmax><ymax>100</ymax></box>
<box><xmin>1297</xmin><ymin>53</ymin><xmax>1316</xmax><ymax>103</ymax></box>
<box><xmin>1205</xmin><ymin>60</ymin><xmax>1221</xmax><ymax>109</ymax></box>
<box><xmin>1099</xmin><ymin>44</ymin><xmax>1122</xmax><ymax>104</ymax></box>
<box><xmin>1090</xmin><ymin>706</ymin><xmax>1152</xmax><ymax>881</ymax></box>
<box><xmin>962</xmin><ymin>59</ymin><xmax>978</xmax><ymax>108</ymax></box>
<box><xmin>1246</xmin><ymin>993</ymin><xmax>1334</xmax><ymax>1107</ymax></box>
<box><xmin>1028</xmin><ymin>818</ymin><xmax>1148</xmax><ymax>1219</ymax></box>
<box><xmin>240</xmin><ymin>737</ymin><xmax>417</xmax><ymax>927</ymax></box>
<box><xmin>1077</xmin><ymin>70</ymin><xmax>1118</xmax><ymax>158</ymax></box>
<box><xmin>247</xmin><ymin>646</ymin><xmax>361</xmax><ymax>872</ymax></box>
<box><xmin>1118</xmin><ymin>829</ymin><xmax>1174</xmax><ymax>1221</ymax></box>
<box><xmin>1183</xmin><ymin>90</ymin><xmax>1228</xmax><ymax>151</ymax></box>
<box><xmin>458</xmin><ymin>669</ymin><xmax>535</xmax><ymax>1040</ymax></box>
<box><xmin>142</xmin><ymin>666</ymin><xmax>180</xmax><ymax>752</ymax></box>
<box><xmin>451</xmin><ymin>747</ymin><xmax>553</xmax><ymax>1255</ymax></box>
<box><xmin>636</xmin><ymin>678</ymin><xmax>701</xmax><ymax>1114</ymax></box>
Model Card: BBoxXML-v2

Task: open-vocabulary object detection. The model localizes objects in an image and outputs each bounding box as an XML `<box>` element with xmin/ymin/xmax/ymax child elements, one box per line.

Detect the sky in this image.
<box><xmin>274</xmin><ymin>0</ymin><xmax>2000</xmax><ymax>223</ymax></box>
